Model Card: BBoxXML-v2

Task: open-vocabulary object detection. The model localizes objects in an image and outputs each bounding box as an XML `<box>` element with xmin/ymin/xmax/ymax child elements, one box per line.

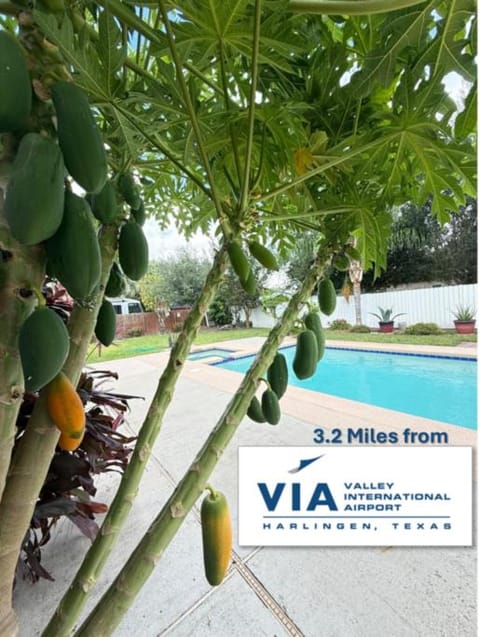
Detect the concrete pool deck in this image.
<box><xmin>14</xmin><ymin>337</ymin><xmax>477</xmax><ymax>636</ymax></box>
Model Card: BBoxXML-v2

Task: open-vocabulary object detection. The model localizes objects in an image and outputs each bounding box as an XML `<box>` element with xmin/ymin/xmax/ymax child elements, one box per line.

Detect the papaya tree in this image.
<box><xmin>0</xmin><ymin>0</ymin><xmax>475</xmax><ymax>635</ymax></box>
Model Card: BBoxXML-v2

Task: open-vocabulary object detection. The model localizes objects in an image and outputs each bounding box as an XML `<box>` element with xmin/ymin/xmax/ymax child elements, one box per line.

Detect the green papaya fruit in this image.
<box><xmin>333</xmin><ymin>253</ymin><xmax>350</xmax><ymax>271</ymax></box>
<box><xmin>19</xmin><ymin>307</ymin><xmax>69</xmax><ymax>392</ymax></box>
<box><xmin>261</xmin><ymin>388</ymin><xmax>281</xmax><ymax>425</ymax></box>
<box><xmin>227</xmin><ymin>242</ymin><xmax>249</xmax><ymax>283</ymax></box>
<box><xmin>118</xmin><ymin>173</ymin><xmax>141</xmax><ymax>209</ymax></box>
<box><xmin>118</xmin><ymin>220</ymin><xmax>149</xmax><ymax>281</ymax></box>
<box><xmin>5</xmin><ymin>133</ymin><xmax>65</xmax><ymax>245</ymax></box>
<box><xmin>267</xmin><ymin>353</ymin><xmax>288</xmax><ymax>399</ymax></box>
<box><xmin>241</xmin><ymin>269</ymin><xmax>257</xmax><ymax>296</ymax></box>
<box><xmin>90</xmin><ymin>180</ymin><xmax>118</xmax><ymax>225</ymax></box>
<box><xmin>318</xmin><ymin>279</ymin><xmax>336</xmax><ymax>316</ymax></box>
<box><xmin>131</xmin><ymin>199</ymin><xmax>146</xmax><ymax>226</ymax></box>
<box><xmin>247</xmin><ymin>241</ymin><xmax>279</xmax><ymax>271</ymax></box>
<box><xmin>51</xmin><ymin>81</ymin><xmax>108</xmax><ymax>194</ymax></box>
<box><xmin>247</xmin><ymin>396</ymin><xmax>266</xmax><ymax>423</ymax></box>
<box><xmin>37</xmin><ymin>0</ymin><xmax>65</xmax><ymax>11</ymax></box>
<box><xmin>95</xmin><ymin>299</ymin><xmax>116</xmax><ymax>346</ymax></box>
<box><xmin>293</xmin><ymin>329</ymin><xmax>318</xmax><ymax>380</ymax></box>
<box><xmin>105</xmin><ymin>262</ymin><xmax>126</xmax><ymax>298</ymax></box>
<box><xmin>46</xmin><ymin>191</ymin><xmax>101</xmax><ymax>301</ymax></box>
<box><xmin>304</xmin><ymin>312</ymin><xmax>325</xmax><ymax>361</ymax></box>
<box><xmin>201</xmin><ymin>489</ymin><xmax>232</xmax><ymax>586</ymax></box>
<box><xmin>0</xmin><ymin>31</ymin><xmax>32</xmax><ymax>132</ymax></box>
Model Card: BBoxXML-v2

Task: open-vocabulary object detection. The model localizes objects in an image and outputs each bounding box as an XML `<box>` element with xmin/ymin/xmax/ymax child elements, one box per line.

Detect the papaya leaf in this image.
<box><xmin>34</xmin><ymin>11</ymin><xmax>108</xmax><ymax>99</ymax></box>
<box><xmin>412</xmin><ymin>0</ymin><xmax>477</xmax><ymax>81</ymax></box>
<box><xmin>97</xmin><ymin>10</ymin><xmax>127</xmax><ymax>93</ymax></box>
<box><xmin>454</xmin><ymin>82</ymin><xmax>477</xmax><ymax>139</ymax></box>
<box><xmin>350</xmin><ymin>2</ymin><xmax>437</xmax><ymax>97</ymax></box>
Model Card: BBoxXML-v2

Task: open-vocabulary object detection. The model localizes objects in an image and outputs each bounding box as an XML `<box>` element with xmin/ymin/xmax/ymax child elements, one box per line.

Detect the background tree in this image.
<box><xmin>136</xmin><ymin>262</ymin><xmax>163</xmax><ymax>311</ymax></box>
<box><xmin>434</xmin><ymin>197</ymin><xmax>477</xmax><ymax>284</ymax></box>
<box><xmin>138</xmin><ymin>250</ymin><xmax>212</xmax><ymax>309</ymax></box>
<box><xmin>214</xmin><ymin>261</ymin><xmax>269</xmax><ymax>327</ymax></box>
<box><xmin>208</xmin><ymin>295</ymin><xmax>233</xmax><ymax>326</ymax></box>
<box><xmin>362</xmin><ymin>197</ymin><xmax>477</xmax><ymax>290</ymax></box>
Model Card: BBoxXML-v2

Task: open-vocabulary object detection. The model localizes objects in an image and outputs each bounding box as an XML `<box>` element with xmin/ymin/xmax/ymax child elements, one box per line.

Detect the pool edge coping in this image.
<box><xmin>210</xmin><ymin>340</ymin><xmax>478</xmax><ymax>366</ymax></box>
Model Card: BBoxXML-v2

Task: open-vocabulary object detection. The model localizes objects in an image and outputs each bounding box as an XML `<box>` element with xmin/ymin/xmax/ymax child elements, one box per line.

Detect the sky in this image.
<box><xmin>144</xmin><ymin>218</ymin><xmax>213</xmax><ymax>260</ymax></box>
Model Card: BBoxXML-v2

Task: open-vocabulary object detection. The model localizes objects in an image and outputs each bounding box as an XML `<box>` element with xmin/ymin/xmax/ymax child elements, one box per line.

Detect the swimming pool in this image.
<box><xmin>217</xmin><ymin>346</ymin><xmax>477</xmax><ymax>430</ymax></box>
<box><xmin>188</xmin><ymin>347</ymin><xmax>234</xmax><ymax>361</ymax></box>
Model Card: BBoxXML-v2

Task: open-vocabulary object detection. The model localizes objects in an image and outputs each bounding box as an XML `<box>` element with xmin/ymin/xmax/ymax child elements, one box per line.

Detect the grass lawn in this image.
<box><xmin>325</xmin><ymin>330</ymin><xmax>477</xmax><ymax>347</ymax></box>
<box><xmin>87</xmin><ymin>326</ymin><xmax>476</xmax><ymax>364</ymax></box>
<box><xmin>86</xmin><ymin>327</ymin><xmax>271</xmax><ymax>363</ymax></box>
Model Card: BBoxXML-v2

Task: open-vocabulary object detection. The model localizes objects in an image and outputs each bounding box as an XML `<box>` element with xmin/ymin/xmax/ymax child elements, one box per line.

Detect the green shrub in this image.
<box><xmin>127</xmin><ymin>328</ymin><xmax>144</xmax><ymax>338</ymax></box>
<box><xmin>329</xmin><ymin>318</ymin><xmax>352</xmax><ymax>330</ymax></box>
<box><xmin>349</xmin><ymin>324</ymin><xmax>371</xmax><ymax>333</ymax></box>
<box><xmin>209</xmin><ymin>297</ymin><xmax>233</xmax><ymax>326</ymax></box>
<box><xmin>404</xmin><ymin>322</ymin><xmax>443</xmax><ymax>335</ymax></box>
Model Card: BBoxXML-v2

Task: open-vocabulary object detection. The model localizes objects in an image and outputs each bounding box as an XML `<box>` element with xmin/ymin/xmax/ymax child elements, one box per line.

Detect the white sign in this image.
<box><xmin>238</xmin><ymin>447</ymin><xmax>472</xmax><ymax>546</ymax></box>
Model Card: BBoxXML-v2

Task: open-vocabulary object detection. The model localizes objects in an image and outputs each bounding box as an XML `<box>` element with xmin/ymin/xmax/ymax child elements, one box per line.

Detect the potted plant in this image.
<box><xmin>369</xmin><ymin>307</ymin><xmax>406</xmax><ymax>333</ymax></box>
<box><xmin>452</xmin><ymin>305</ymin><xmax>476</xmax><ymax>334</ymax></box>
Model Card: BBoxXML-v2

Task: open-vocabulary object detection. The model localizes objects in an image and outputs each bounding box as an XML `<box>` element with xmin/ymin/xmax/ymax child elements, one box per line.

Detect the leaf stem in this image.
<box><xmin>219</xmin><ymin>40</ymin><xmax>242</xmax><ymax>188</ymax></box>
<box><xmin>112</xmin><ymin>103</ymin><xmax>212</xmax><ymax>199</ymax></box>
<box><xmin>260</xmin><ymin>135</ymin><xmax>395</xmax><ymax>203</ymax></box>
<box><xmin>32</xmin><ymin>286</ymin><xmax>45</xmax><ymax>308</ymax></box>
<box><xmin>95</xmin><ymin>0</ymin><xmax>224</xmax><ymax>97</ymax></box>
<box><xmin>239</xmin><ymin>0</ymin><xmax>262</xmax><ymax>212</ymax></box>
<box><xmin>289</xmin><ymin>0</ymin><xmax>427</xmax><ymax>15</ymax></box>
<box><xmin>157</xmin><ymin>0</ymin><xmax>225</xmax><ymax>222</ymax></box>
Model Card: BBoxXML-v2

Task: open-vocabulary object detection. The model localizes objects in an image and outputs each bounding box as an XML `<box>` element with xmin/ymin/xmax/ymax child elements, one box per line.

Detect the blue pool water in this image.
<box><xmin>217</xmin><ymin>347</ymin><xmax>477</xmax><ymax>430</ymax></box>
<box><xmin>188</xmin><ymin>348</ymin><xmax>234</xmax><ymax>361</ymax></box>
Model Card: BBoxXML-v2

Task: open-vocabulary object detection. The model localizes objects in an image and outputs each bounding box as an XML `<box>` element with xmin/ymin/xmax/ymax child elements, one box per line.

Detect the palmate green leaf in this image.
<box><xmin>174</xmin><ymin>0</ymin><xmax>302</xmax><ymax>75</ymax></box>
<box><xmin>107</xmin><ymin>103</ymin><xmax>146</xmax><ymax>165</ymax></box>
<box><xmin>391</xmin><ymin>71</ymin><xmax>458</xmax><ymax>126</ymax></box>
<box><xmin>349</xmin><ymin>0</ymin><xmax>475</xmax><ymax>97</ymax></box>
<box><xmin>34</xmin><ymin>11</ymin><xmax>107</xmax><ymax>100</ymax></box>
<box><xmin>454</xmin><ymin>82</ymin><xmax>477</xmax><ymax>139</ymax></box>
<box><xmin>350</xmin><ymin>2</ymin><xmax>436</xmax><ymax>97</ymax></box>
<box><xmin>351</xmin><ymin>208</ymin><xmax>391</xmax><ymax>277</ymax></box>
<box><xmin>309</xmin><ymin>184</ymin><xmax>392</xmax><ymax>275</ymax></box>
<box><xmin>97</xmin><ymin>11</ymin><xmax>127</xmax><ymax>94</ymax></box>
<box><xmin>357</xmin><ymin>124</ymin><xmax>475</xmax><ymax>224</ymax></box>
<box><xmin>413</xmin><ymin>0</ymin><xmax>476</xmax><ymax>82</ymax></box>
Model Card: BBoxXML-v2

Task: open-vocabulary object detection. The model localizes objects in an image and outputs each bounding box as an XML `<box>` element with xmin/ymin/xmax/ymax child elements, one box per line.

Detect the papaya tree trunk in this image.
<box><xmin>349</xmin><ymin>260</ymin><xmax>363</xmax><ymax>326</ymax></box>
<box><xmin>43</xmin><ymin>246</ymin><xmax>229</xmax><ymax>637</ymax></box>
<box><xmin>0</xmin><ymin>174</ymin><xmax>45</xmax><ymax>502</ymax></box>
<box><xmin>74</xmin><ymin>254</ymin><xmax>326</xmax><ymax>636</ymax></box>
<box><xmin>0</xmin><ymin>224</ymin><xmax>118</xmax><ymax>635</ymax></box>
<box><xmin>353</xmin><ymin>281</ymin><xmax>362</xmax><ymax>325</ymax></box>
<box><xmin>0</xmin><ymin>172</ymin><xmax>45</xmax><ymax>637</ymax></box>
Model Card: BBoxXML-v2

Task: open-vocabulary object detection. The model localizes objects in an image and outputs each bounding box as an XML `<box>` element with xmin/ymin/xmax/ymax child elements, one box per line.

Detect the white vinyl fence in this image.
<box><xmin>248</xmin><ymin>284</ymin><xmax>478</xmax><ymax>329</ymax></box>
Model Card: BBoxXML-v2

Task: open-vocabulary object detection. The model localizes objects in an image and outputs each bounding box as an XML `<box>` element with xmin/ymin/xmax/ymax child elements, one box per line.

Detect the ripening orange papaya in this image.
<box><xmin>45</xmin><ymin>372</ymin><xmax>85</xmax><ymax>436</ymax></box>
<box><xmin>201</xmin><ymin>488</ymin><xmax>232</xmax><ymax>586</ymax></box>
<box><xmin>58</xmin><ymin>428</ymin><xmax>84</xmax><ymax>452</ymax></box>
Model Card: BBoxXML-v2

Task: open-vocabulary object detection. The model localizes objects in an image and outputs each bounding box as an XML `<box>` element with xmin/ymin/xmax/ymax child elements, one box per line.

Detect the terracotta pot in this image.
<box><xmin>379</xmin><ymin>321</ymin><xmax>394</xmax><ymax>333</ymax></box>
<box><xmin>454</xmin><ymin>320</ymin><xmax>476</xmax><ymax>334</ymax></box>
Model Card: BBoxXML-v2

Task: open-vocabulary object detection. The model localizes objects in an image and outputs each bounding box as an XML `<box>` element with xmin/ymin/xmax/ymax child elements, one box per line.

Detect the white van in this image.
<box><xmin>109</xmin><ymin>297</ymin><xmax>144</xmax><ymax>315</ymax></box>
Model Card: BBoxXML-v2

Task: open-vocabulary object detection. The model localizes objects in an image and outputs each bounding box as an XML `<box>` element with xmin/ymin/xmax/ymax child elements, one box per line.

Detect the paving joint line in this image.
<box><xmin>231</xmin><ymin>550</ymin><xmax>305</xmax><ymax>637</ymax></box>
<box><xmin>157</xmin><ymin>570</ymin><xmax>236</xmax><ymax>636</ymax></box>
